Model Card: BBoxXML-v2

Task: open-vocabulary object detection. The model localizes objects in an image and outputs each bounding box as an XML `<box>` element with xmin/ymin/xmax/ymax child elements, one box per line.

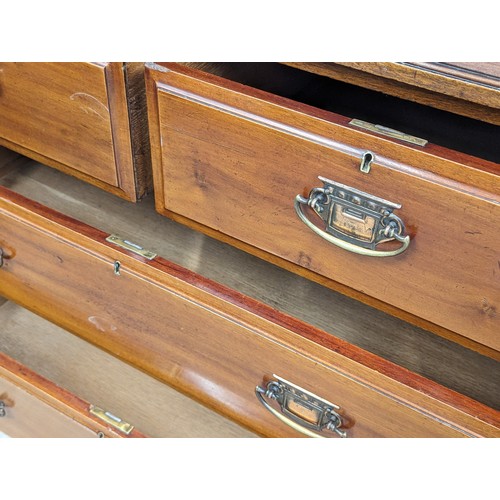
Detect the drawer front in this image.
<box><xmin>145</xmin><ymin>63</ymin><xmax>500</xmax><ymax>352</ymax></box>
<box><xmin>0</xmin><ymin>62</ymin><xmax>149</xmax><ymax>201</ymax></box>
<box><xmin>0</xmin><ymin>352</ymin><xmax>143</xmax><ymax>438</ymax></box>
<box><xmin>0</xmin><ymin>187</ymin><xmax>498</xmax><ymax>437</ymax></box>
<box><xmin>0</xmin><ymin>299</ymin><xmax>254</xmax><ymax>438</ymax></box>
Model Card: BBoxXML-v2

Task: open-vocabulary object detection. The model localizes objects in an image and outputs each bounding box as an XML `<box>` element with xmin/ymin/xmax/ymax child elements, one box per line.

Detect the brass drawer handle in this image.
<box><xmin>256</xmin><ymin>374</ymin><xmax>347</xmax><ymax>438</ymax></box>
<box><xmin>295</xmin><ymin>176</ymin><xmax>410</xmax><ymax>257</ymax></box>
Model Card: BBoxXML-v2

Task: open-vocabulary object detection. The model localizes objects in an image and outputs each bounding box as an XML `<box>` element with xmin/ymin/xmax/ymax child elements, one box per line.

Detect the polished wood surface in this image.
<box><xmin>0</xmin><ymin>301</ymin><xmax>255</xmax><ymax>438</ymax></box>
<box><xmin>0</xmin><ymin>62</ymin><xmax>151</xmax><ymax>200</ymax></box>
<box><xmin>0</xmin><ymin>368</ymin><xmax>101</xmax><ymax>438</ymax></box>
<box><xmin>145</xmin><ymin>63</ymin><xmax>500</xmax><ymax>352</ymax></box>
<box><xmin>284</xmin><ymin>62</ymin><xmax>500</xmax><ymax>125</ymax></box>
<box><xmin>0</xmin><ymin>348</ymin><xmax>146</xmax><ymax>438</ymax></box>
<box><xmin>0</xmin><ymin>165</ymin><xmax>498</xmax><ymax>437</ymax></box>
<box><xmin>3</xmin><ymin>160</ymin><xmax>497</xmax><ymax>406</ymax></box>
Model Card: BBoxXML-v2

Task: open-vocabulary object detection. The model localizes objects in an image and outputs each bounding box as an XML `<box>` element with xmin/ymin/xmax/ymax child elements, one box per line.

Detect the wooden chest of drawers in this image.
<box><xmin>0</xmin><ymin>62</ymin><xmax>498</xmax><ymax>438</ymax></box>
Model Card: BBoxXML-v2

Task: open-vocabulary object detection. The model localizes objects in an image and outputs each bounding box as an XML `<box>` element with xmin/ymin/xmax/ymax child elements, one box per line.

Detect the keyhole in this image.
<box><xmin>113</xmin><ymin>261</ymin><xmax>121</xmax><ymax>276</ymax></box>
<box><xmin>360</xmin><ymin>151</ymin><xmax>374</xmax><ymax>173</ymax></box>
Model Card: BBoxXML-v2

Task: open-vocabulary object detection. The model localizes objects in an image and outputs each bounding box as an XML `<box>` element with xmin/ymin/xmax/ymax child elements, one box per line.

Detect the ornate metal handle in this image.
<box><xmin>256</xmin><ymin>375</ymin><xmax>348</xmax><ymax>438</ymax></box>
<box><xmin>295</xmin><ymin>177</ymin><xmax>410</xmax><ymax>257</ymax></box>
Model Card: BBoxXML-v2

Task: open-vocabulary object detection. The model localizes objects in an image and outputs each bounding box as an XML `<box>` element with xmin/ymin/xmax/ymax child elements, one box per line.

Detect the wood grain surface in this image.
<box><xmin>0</xmin><ymin>301</ymin><xmax>255</xmax><ymax>438</ymax></box>
<box><xmin>283</xmin><ymin>62</ymin><xmax>500</xmax><ymax>125</ymax></box>
<box><xmin>145</xmin><ymin>64</ymin><xmax>500</xmax><ymax>352</ymax></box>
<box><xmin>0</xmin><ymin>62</ymin><xmax>150</xmax><ymax>201</ymax></box>
<box><xmin>0</xmin><ymin>369</ymin><xmax>103</xmax><ymax>438</ymax></box>
<box><xmin>124</xmin><ymin>63</ymin><xmax>153</xmax><ymax>199</ymax></box>
<box><xmin>410</xmin><ymin>62</ymin><xmax>500</xmax><ymax>86</ymax></box>
<box><xmin>0</xmin><ymin>347</ymin><xmax>147</xmax><ymax>438</ymax></box>
<box><xmin>1</xmin><ymin>159</ymin><xmax>498</xmax><ymax>408</ymax></box>
<box><xmin>0</xmin><ymin>160</ymin><xmax>498</xmax><ymax>437</ymax></box>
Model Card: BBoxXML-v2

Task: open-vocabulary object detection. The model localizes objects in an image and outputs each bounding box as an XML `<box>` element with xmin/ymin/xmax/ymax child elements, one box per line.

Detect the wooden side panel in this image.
<box><xmin>0</xmin><ymin>187</ymin><xmax>498</xmax><ymax>437</ymax></box>
<box><xmin>145</xmin><ymin>65</ymin><xmax>500</xmax><ymax>352</ymax></box>
<box><xmin>412</xmin><ymin>62</ymin><xmax>500</xmax><ymax>87</ymax></box>
<box><xmin>0</xmin><ymin>62</ymin><xmax>148</xmax><ymax>200</ymax></box>
<box><xmin>124</xmin><ymin>63</ymin><xmax>153</xmax><ymax>200</ymax></box>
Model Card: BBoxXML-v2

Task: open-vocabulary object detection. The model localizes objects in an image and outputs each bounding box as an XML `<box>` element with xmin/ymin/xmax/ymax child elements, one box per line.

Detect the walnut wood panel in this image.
<box><xmin>0</xmin><ymin>187</ymin><xmax>498</xmax><ymax>437</ymax></box>
<box><xmin>0</xmin><ymin>62</ymin><xmax>151</xmax><ymax>201</ymax></box>
<box><xmin>0</xmin><ymin>351</ymin><xmax>145</xmax><ymax>438</ymax></box>
<box><xmin>0</xmin><ymin>301</ymin><xmax>256</xmax><ymax>438</ymax></box>
<box><xmin>283</xmin><ymin>62</ymin><xmax>500</xmax><ymax>125</ymax></box>
<box><xmin>145</xmin><ymin>64</ymin><xmax>500</xmax><ymax>352</ymax></box>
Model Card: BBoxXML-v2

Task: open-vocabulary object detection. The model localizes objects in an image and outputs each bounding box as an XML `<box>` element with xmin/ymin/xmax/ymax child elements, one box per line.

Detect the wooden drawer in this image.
<box><xmin>144</xmin><ymin>62</ymin><xmax>499</xmax><ymax>352</ymax></box>
<box><xmin>0</xmin><ymin>333</ymin><xmax>144</xmax><ymax>438</ymax></box>
<box><xmin>0</xmin><ymin>157</ymin><xmax>498</xmax><ymax>438</ymax></box>
<box><xmin>0</xmin><ymin>62</ymin><xmax>151</xmax><ymax>201</ymax></box>
<box><xmin>0</xmin><ymin>298</ymin><xmax>254</xmax><ymax>438</ymax></box>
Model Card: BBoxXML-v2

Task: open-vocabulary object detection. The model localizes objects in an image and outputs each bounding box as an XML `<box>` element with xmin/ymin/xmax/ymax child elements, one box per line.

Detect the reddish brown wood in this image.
<box><xmin>145</xmin><ymin>63</ymin><xmax>500</xmax><ymax>352</ymax></box>
<box><xmin>0</xmin><ymin>351</ymin><xmax>145</xmax><ymax>438</ymax></box>
<box><xmin>0</xmin><ymin>184</ymin><xmax>498</xmax><ymax>437</ymax></box>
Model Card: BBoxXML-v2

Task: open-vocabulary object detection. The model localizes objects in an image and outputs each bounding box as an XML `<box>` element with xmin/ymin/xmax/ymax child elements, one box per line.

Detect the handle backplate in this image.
<box><xmin>256</xmin><ymin>374</ymin><xmax>347</xmax><ymax>438</ymax></box>
<box><xmin>295</xmin><ymin>177</ymin><xmax>410</xmax><ymax>257</ymax></box>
